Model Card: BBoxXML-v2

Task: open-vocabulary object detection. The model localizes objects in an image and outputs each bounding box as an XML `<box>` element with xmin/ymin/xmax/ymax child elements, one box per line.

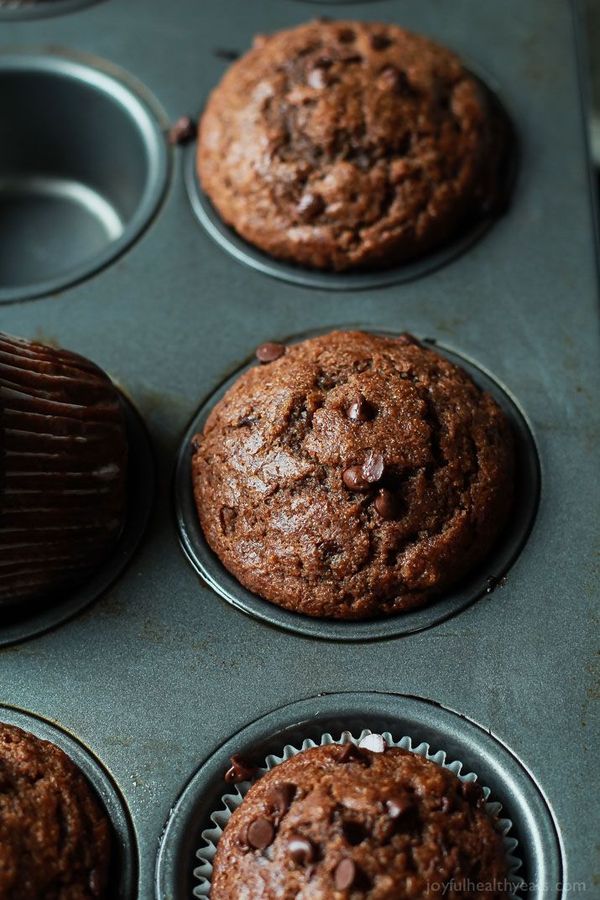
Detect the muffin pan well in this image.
<box><xmin>0</xmin><ymin>705</ymin><xmax>137</xmax><ymax>898</ymax></box>
<box><xmin>0</xmin><ymin>1</ymin><xmax>597</xmax><ymax>898</ymax></box>
<box><xmin>0</xmin><ymin>0</ymin><xmax>102</xmax><ymax>20</ymax></box>
<box><xmin>0</xmin><ymin>53</ymin><xmax>167</xmax><ymax>303</ymax></box>
<box><xmin>156</xmin><ymin>693</ymin><xmax>560</xmax><ymax>899</ymax></box>
<box><xmin>175</xmin><ymin>335</ymin><xmax>540</xmax><ymax>641</ymax></box>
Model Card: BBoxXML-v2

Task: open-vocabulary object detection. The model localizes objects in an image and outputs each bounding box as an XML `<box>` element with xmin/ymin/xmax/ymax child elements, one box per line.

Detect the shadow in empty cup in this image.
<box><xmin>0</xmin><ymin>53</ymin><xmax>168</xmax><ymax>303</ymax></box>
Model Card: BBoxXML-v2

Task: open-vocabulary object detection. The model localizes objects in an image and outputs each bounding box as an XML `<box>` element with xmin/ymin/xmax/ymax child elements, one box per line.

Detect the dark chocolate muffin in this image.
<box><xmin>211</xmin><ymin>741</ymin><xmax>510</xmax><ymax>899</ymax></box>
<box><xmin>198</xmin><ymin>19</ymin><xmax>509</xmax><ymax>272</ymax></box>
<box><xmin>0</xmin><ymin>723</ymin><xmax>111</xmax><ymax>899</ymax></box>
<box><xmin>192</xmin><ymin>331</ymin><xmax>514</xmax><ymax>620</ymax></box>
<box><xmin>0</xmin><ymin>333</ymin><xmax>128</xmax><ymax>608</ymax></box>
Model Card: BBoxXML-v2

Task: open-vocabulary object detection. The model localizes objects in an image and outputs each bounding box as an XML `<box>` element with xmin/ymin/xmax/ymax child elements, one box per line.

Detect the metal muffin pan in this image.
<box><xmin>0</xmin><ymin>0</ymin><xmax>597</xmax><ymax>897</ymax></box>
<box><xmin>175</xmin><ymin>334</ymin><xmax>540</xmax><ymax>642</ymax></box>
<box><xmin>156</xmin><ymin>692</ymin><xmax>561</xmax><ymax>900</ymax></box>
<box><xmin>0</xmin><ymin>52</ymin><xmax>168</xmax><ymax>303</ymax></box>
<box><xmin>0</xmin><ymin>0</ymin><xmax>103</xmax><ymax>22</ymax></box>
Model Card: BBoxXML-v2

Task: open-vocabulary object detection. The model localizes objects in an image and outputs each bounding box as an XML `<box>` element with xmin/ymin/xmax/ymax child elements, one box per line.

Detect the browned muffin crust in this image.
<box><xmin>198</xmin><ymin>19</ymin><xmax>508</xmax><ymax>272</ymax></box>
<box><xmin>212</xmin><ymin>743</ymin><xmax>510</xmax><ymax>899</ymax></box>
<box><xmin>192</xmin><ymin>331</ymin><xmax>514</xmax><ymax>620</ymax></box>
<box><xmin>0</xmin><ymin>333</ymin><xmax>128</xmax><ymax>608</ymax></box>
<box><xmin>0</xmin><ymin>723</ymin><xmax>111</xmax><ymax>899</ymax></box>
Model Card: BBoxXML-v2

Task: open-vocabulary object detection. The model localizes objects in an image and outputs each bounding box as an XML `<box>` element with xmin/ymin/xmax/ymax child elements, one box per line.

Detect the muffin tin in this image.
<box><xmin>0</xmin><ymin>0</ymin><xmax>597</xmax><ymax>898</ymax></box>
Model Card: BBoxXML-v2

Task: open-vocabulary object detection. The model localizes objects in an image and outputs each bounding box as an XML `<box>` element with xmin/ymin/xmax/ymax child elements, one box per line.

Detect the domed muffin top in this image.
<box><xmin>212</xmin><ymin>741</ymin><xmax>509</xmax><ymax>899</ymax></box>
<box><xmin>0</xmin><ymin>723</ymin><xmax>111</xmax><ymax>899</ymax></box>
<box><xmin>198</xmin><ymin>20</ymin><xmax>508</xmax><ymax>271</ymax></box>
<box><xmin>192</xmin><ymin>331</ymin><xmax>514</xmax><ymax>619</ymax></box>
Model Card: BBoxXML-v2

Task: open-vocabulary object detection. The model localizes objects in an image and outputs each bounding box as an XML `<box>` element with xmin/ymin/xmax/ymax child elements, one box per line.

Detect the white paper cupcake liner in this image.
<box><xmin>192</xmin><ymin>728</ymin><xmax>524</xmax><ymax>898</ymax></box>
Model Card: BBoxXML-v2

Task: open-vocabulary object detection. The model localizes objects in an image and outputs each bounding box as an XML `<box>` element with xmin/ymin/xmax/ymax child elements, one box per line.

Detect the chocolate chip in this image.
<box><xmin>374</xmin><ymin>489</ymin><xmax>398</xmax><ymax>521</ymax></box>
<box><xmin>340</xmin><ymin>53</ymin><xmax>363</xmax><ymax>65</ymax></box>
<box><xmin>461</xmin><ymin>780</ymin><xmax>485</xmax><ymax>807</ymax></box>
<box><xmin>247</xmin><ymin>816</ymin><xmax>275</xmax><ymax>850</ymax></box>
<box><xmin>297</xmin><ymin>192</ymin><xmax>325</xmax><ymax>222</ymax></box>
<box><xmin>256</xmin><ymin>342</ymin><xmax>286</xmax><ymax>363</ymax></box>
<box><xmin>358</xmin><ymin>733</ymin><xmax>387</xmax><ymax>753</ymax></box>
<box><xmin>190</xmin><ymin>433</ymin><xmax>203</xmax><ymax>453</ymax></box>
<box><xmin>338</xmin><ymin>742</ymin><xmax>370</xmax><ymax>765</ymax></box>
<box><xmin>396</xmin><ymin>332</ymin><xmax>421</xmax><ymax>347</ymax></box>
<box><xmin>224</xmin><ymin>754</ymin><xmax>258</xmax><ymax>784</ymax></box>
<box><xmin>214</xmin><ymin>48</ymin><xmax>240</xmax><ymax>61</ymax></box>
<box><xmin>334</xmin><ymin>858</ymin><xmax>357</xmax><ymax>890</ymax></box>
<box><xmin>342</xmin><ymin>820</ymin><xmax>368</xmax><ymax>845</ymax></box>
<box><xmin>371</xmin><ymin>33</ymin><xmax>392</xmax><ymax>50</ymax></box>
<box><xmin>337</xmin><ymin>27</ymin><xmax>356</xmax><ymax>43</ymax></box>
<box><xmin>267</xmin><ymin>782</ymin><xmax>296</xmax><ymax>821</ymax></box>
<box><xmin>288</xmin><ymin>835</ymin><xmax>315</xmax><ymax>865</ymax></box>
<box><xmin>347</xmin><ymin>396</ymin><xmax>375</xmax><ymax>423</ymax></box>
<box><xmin>362</xmin><ymin>450</ymin><xmax>384</xmax><ymax>484</ymax></box>
<box><xmin>168</xmin><ymin>116</ymin><xmax>196</xmax><ymax>146</ymax></box>
<box><xmin>379</xmin><ymin>65</ymin><xmax>407</xmax><ymax>94</ymax></box>
<box><xmin>342</xmin><ymin>465</ymin><xmax>370</xmax><ymax>492</ymax></box>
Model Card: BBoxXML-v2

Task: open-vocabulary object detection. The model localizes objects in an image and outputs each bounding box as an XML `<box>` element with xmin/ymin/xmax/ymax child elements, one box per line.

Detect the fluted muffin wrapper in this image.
<box><xmin>0</xmin><ymin>333</ymin><xmax>127</xmax><ymax>605</ymax></box>
<box><xmin>193</xmin><ymin>729</ymin><xmax>524</xmax><ymax>898</ymax></box>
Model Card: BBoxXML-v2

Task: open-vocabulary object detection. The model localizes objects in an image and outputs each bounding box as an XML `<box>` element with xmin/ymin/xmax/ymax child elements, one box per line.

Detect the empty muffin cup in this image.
<box><xmin>0</xmin><ymin>53</ymin><xmax>168</xmax><ymax>302</ymax></box>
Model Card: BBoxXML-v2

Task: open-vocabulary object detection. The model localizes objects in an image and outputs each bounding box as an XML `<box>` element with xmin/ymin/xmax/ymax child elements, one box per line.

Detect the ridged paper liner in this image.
<box><xmin>193</xmin><ymin>729</ymin><xmax>524</xmax><ymax>898</ymax></box>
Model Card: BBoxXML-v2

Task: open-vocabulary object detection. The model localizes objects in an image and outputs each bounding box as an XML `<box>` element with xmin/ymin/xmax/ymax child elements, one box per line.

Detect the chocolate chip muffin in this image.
<box><xmin>0</xmin><ymin>723</ymin><xmax>111</xmax><ymax>899</ymax></box>
<box><xmin>0</xmin><ymin>333</ymin><xmax>128</xmax><ymax>608</ymax></box>
<box><xmin>211</xmin><ymin>741</ymin><xmax>510</xmax><ymax>899</ymax></box>
<box><xmin>198</xmin><ymin>20</ymin><xmax>509</xmax><ymax>272</ymax></box>
<box><xmin>192</xmin><ymin>331</ymin><xmax>514</xmax><ymax>620</ymax></box>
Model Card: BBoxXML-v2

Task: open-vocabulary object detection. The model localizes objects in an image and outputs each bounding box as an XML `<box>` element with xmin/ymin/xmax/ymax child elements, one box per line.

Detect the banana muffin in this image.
<box><xmin>0</xmin><ymin>333</ymin><xmax>128</xmax><ymax>608</ymax></box>
<box><xmin>191</xmin><ymin>331</ymin><xmax>514</xmax><ymax>620</ymax></box>
<box><xmin>211</xmin><ymin>741</ymin><xmax>510</xmax><ymax>898</ymax></box>
<box><xmin>198</xmin><ymin>19</ymin><xmax>509</xmax><ymax>272</ymax></box>
<box><xmin>0</xmin><ymin>723</ymin><xmax>111</xmax><ymax>899</ymax></box>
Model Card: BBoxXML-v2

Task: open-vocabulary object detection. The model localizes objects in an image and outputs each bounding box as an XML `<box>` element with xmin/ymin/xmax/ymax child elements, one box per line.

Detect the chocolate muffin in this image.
<box><xmin>0</xmin><ymin>723</ymin><xmax>111</xmax><ymax>899</ymax></box>
<box><xmin>0</xmin><ymin>333</ymin><xmax>128</xmax><ymax>608</ymax></box>
<box><xmin>198</xmin><ymin>19</ymin><xmax>509</xmax><ymax>272</ymax></box>
<box><xmin>192</xmin><ymin>331</ymin><xmax>514</xmax><ymax>620</ymax></box>
<box><xmin>211</xmin><ymin>741</ymin><xmax>510</xmax><ymax>899</ymax></box>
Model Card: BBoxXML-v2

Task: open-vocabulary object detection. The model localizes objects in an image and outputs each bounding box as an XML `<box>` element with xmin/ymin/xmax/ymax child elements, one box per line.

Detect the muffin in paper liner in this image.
<box><xmin>192</xmin><ymin>729</ymin><xmax>524</xmax><ymax>898</ymax></box>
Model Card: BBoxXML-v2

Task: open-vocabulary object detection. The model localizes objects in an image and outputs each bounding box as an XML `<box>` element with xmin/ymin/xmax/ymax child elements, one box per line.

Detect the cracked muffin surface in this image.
<box><xmin>0</xmin><ymin>723</ymin><xmax>111</xmax><ymax>899</ymax></box>
<box><xmin>197</xmin><ymin>19</ymin><xmax>509</xmax><ymax>272</ymax></box>
<box><xmin>211</xmin><ymin>743</ymin><xmax>510</xmax><ymax>899</ymax></box>
<box><xmin>191</xmin><ymin>331</ymin><xmax>514</xmax><ymax>620</ymax></box>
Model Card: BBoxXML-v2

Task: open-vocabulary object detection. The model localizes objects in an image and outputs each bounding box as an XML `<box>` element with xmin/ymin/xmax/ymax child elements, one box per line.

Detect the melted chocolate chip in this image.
<box><xmin>338</xmin><ymin>743</ymin><xmax>370</xmax><ymax>765</ymax></box>
<box><xmin>396</xmin><ymin>332</ymin><xmax>421</xmax><ymax>347</ymax></box>
<box><xmin>386</xmin><ymin>794</ymin><xmax>413</xmax><ymax>820</ymax></box>
<box><xmin>256</xmin><ymin>342</ymin><xmax>286</xmax><ymax>363</ymax></box>
<box><xmin>288</xmin><ymin>835</ymin><xmax>315</xmax><ymax>865</ymax></box>
<box><xmin>267</xmin><ymin>782</ymin><xmax>296</xmax><ymax>821</ymax></box>
<box><xmin>168</xmin><ymin>116</ymin><xmax>196</xmax><ymax>146</ymax></box>
<box><xmin>362</xmin><ymin>451</ymin><xmax>385</xmax><ymax>484</ymax></box>
<box><xmin>342</xmin><ymin>465</ymin><xmax>370</xmax><ymax>492</ymax></box>
<box><xmin>214</xmin><ymin>48</ymin><xmax>240</xmax><ymax>61</ymax></box>
<box><xmin>224</xmin><ymin>754</ymin><xmax>258</xmax><ymax>784</ymax></box>
<box><xmin>190</xmin><ymin>433</ymin><xmax>203</xmax><ymax>453</ymax></box>
<box><xmin>297</xmin><ymin>192</ymin><xmax>325</xmax><ymax>222</ymax></box>
<box><xmin>219</xmin><ymin>506</ymin><xmax>237</xmax><ymax>535</ymax></box>
<box><xmin>347</xmin><ymin>396</ymin><xmax>375</xmax><ymax>423</ymax></box>
<box><xmin>374</xmin><ymin>489</ymin><xmax>398</xmax><ymax>521</ymax></box>
<box><xmin>342</xmin><ymin>820</ymin><xmax>368</xmax><ymax>846</ymax></box>
<box><xmin>334</xmin><ymin>858</ymin><xmax>357</xmax><ymax>890</ymax></box>
<box><xmin>461</xmin><ymin>780</ymin><xmax>485</xmax><ymax>807</ymax></box>
<box><xmin>337</xmin><ymin>27</ymin><xmax>356</xmax><ymax>44</ymax></box>
<box><xmin>247</xmin><ymin>816</ymin><xmax>275</xmax><ymax>850</ymax></box>
<box><xmin>371</xmin><ymin>33</ymin><xmax>393</xmax><ymax>51</ymax></box>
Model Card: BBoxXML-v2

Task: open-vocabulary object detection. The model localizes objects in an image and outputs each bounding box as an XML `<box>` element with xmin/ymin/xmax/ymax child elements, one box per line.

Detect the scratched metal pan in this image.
<box><xmin>0</xmin><ymin>1</ymin><xmax>597</xmax><ymax>899</ymax></box>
